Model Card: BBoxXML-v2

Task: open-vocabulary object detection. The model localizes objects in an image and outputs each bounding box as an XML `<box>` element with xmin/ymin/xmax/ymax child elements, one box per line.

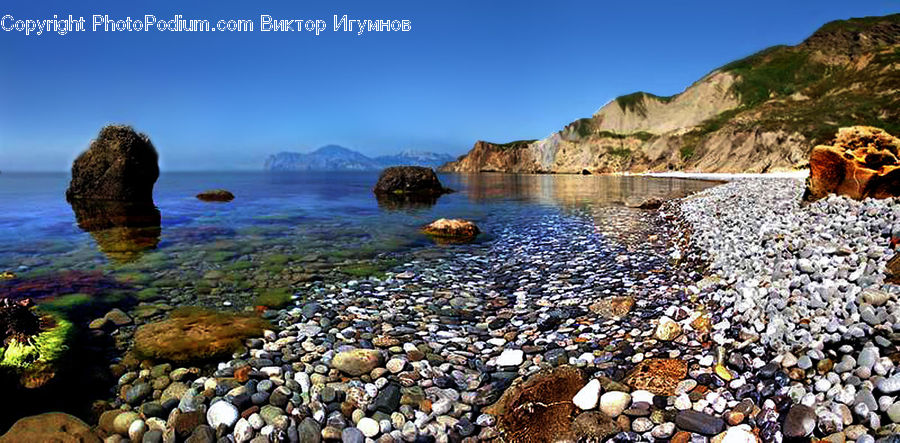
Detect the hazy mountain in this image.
<box><xmin>265</xmin><ymin>146</ymin><xmax>455</xmax><ymax>171</ymax></box>
<box><xmin>373</xmin><ymin>150</ymin><xmax>456</xmax><ymax>168</ymax></box>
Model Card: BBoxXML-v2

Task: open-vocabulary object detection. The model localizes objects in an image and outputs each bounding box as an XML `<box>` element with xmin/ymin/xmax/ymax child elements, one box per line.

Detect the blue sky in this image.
<box><xmin>1</xmin><ymin>0</ymin><xmax>897</xmax><ymax>171</ymax></box>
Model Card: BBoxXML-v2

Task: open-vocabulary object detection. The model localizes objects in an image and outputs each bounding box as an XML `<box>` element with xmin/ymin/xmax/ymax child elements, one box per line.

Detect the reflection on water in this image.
<box><xmin>375</xmin><ymin>193</ymin><xmax>440</xmax><ymax>211</ymax></box>
<box><xmin>0</xmin><ymin>172</ymin><xmax>719</xmax><ymax>271</ymax></box>
<box><xmin>457</xmin><ymin>173</ymin><xmax>717</xmax><ymax>207</ymax></box>
<box><xmin>69</xmin><ymin>200</ymin><xmax>161</xmax><ymax>263</ymax></box>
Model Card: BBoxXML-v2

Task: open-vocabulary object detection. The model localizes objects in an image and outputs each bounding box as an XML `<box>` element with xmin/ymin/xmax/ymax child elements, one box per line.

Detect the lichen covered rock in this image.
<box><xmin>133</xmin><ymin>308</ymin><xmax>268</xmax><ymax>363</ymax></box>
<box><xmin>806</xmin><ymin>126</ymin><xmax>900</xmax><ymax>200</ymax></box>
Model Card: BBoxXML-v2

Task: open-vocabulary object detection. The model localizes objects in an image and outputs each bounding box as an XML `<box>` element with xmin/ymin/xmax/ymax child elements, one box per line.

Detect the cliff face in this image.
<box><xmin>441</xmin><ymin>13</ymin><xmax>900</xmax><ymax>174</ymax></box>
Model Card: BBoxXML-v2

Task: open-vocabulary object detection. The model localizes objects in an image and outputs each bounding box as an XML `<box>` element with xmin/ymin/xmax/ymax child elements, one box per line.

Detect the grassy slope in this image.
<box><xmin>460</xmin><ymin>14</ymin><xmax>899</xmax><ymax>172</ymax></box>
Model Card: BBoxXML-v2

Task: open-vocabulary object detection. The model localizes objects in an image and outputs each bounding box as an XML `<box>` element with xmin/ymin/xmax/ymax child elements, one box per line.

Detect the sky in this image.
<box><xmin>0</xmin><ymin>1</ymin><xmax>897</xmax><ymax>171</ymax></box>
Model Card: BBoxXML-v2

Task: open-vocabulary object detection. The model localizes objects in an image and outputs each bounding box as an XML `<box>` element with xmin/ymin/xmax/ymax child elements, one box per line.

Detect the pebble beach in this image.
<box><xmin>80</xmin><ymin>177</ymin><xmax>900</xmax><ymax>443</ymax></box>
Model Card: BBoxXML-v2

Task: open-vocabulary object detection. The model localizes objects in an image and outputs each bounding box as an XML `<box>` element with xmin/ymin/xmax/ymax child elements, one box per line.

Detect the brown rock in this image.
<box><xmin>625</xmin><ymin>358</ymin><xmax>688</xmax><ymax>396</ymax></box>
<box><xmin>66</xmin><ymin>125</ymin><xmax>159</xmax><ymax>202</ymax></box>
<box><xmin>373</xmin><ymin>166</ymin><xmax>451</xmax><ymax>196</ymax></box>
<box><xmin>331</xmin><ymin>349</ymin><xmax>384</xmax><ymax>376</ymax></box>
<box><xmin>196</xmin><ymin>189</ymin><xmax>235</xmax><ymax>202</ymax></box>
<box><xmin>484</xmin><ymin>365</ymin><xmax>584</xmax><ymax>443</ymax></box>
<box><xmin>422</xmin><ymin>219</ymin><xmax>480</xmax><ymax>241</ymax></box>
<box><xmin>0</xmin><ymin>412</ymin><xmax>100</xmax><ymax>443</ymax></box>
<box><xmin>571</xmin><ymin>411</ymin><xmax>619</xmax><ymax>440</ymax></box>
<box><xmin>806</xmin><ymin>126</ymin><xmax>900</xmax><ymax>201</ymax></box>
<box><xmin>133</xmin><ymin>308</ymin><xmax>268</xmax><ymax>363</ymax></box>
<box><xmin>589</xmin><ymin>296</ymin><xmax>635</xmax><ymax>318</ymax></box>
<box><xmin>886</xmin><ymin>254</ymin><xmax>900</xmax><ymax>284</ymax></box>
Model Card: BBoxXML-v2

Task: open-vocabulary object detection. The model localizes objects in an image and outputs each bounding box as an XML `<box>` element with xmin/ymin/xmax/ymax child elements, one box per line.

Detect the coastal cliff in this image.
<box><xmin>441</xmin><ymin>13</ymin><xmax>900</xmax><ymax>174</ymax></box>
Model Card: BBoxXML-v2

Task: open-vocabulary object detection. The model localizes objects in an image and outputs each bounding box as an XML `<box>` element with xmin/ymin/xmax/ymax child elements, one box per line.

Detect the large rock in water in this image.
<box><xmin>66</xmin><ymin>125</ymin><xmax>159</xmax><ymax>202</ymax></box>
<box><xmin>805</xmin><ymin>126</ymin><xmax>900</xmax><ymax>201</ymax></box>
<box><xmin>422</xmin><ymin>219</ymin><xmax>480</xmax><ymax>242</ymax></box>
<box><xmin>133</xmin><ymin>308</ymin><xmax>268</xmax><ymax>363</ymax></box>
<box><xmin>0</xmin><ymin>412</ymin><xmax>99</xmax><ymax>442</ymax></box>
<box><xmin>373</xmin><ymin>166</ymin><xmax>451</xmax><ymax>196</ymax></box>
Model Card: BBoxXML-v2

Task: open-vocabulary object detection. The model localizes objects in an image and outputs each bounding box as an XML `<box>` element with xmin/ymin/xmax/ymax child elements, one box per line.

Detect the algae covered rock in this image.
<box><xmin>133</xmin><ymin>308</ymin><xmax>268</xmax><ymax>363</ymax></box>
<box><xmin>0</xmin><ymin>305</ymin><xmax>73</xmax><ymax>389</ymax></box>
<box><xmin>806</xmin><ymin>126</ymin><xmax>900</xmax><ymax>201</ymax></box>
<box><xmin>66</xmin><ymin>125</ymin><xmax>159</xmax><ymax>202</ymax></box>
<box><xmin>0</xmin><ymin>412</ymin><xmax>99</xmax><ymax>443</ymax></box>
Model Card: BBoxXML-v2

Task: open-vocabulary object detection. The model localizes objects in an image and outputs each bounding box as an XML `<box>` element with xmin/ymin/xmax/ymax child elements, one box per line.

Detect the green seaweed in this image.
<box><xmin>253</xmin><ymin>287</ymin><xmax>294</xmax><ymax>308</ymax></box>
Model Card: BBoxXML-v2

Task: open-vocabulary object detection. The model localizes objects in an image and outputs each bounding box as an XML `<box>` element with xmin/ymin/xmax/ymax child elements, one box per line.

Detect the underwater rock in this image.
<box><xmin>588</xmin><ymin>296</ymin><xmax>635</xmax><ymax>318</ymax></box>
<box><xmin>484</xmin><ymin>365</ymin><xmax>584</xmax><ymax>443</ymax></box>
<box><xmin>133</xmin><ymin>308</ymin><xmax>268</xmax><ymax>363</ymax></box>
<box><xmin>69</xmin><ymin>199</ymin><xmax>161</xmax><ymax>263</ymax></box>
<box><xmin>0</xmin><ymin>412</ymin><xmax>99</xmax><ymax>443</ymax></box>
<box><xmin>422</xmin><ymin>219</ymin><xmax>480</xmax><ymax>242</ymax></box>
<box><xmin>196</xmin><ymin>189</ymin><xmax>235</xmax><ymax>202</ymax></box>
<box><xmin>373</xmin><ymin>166</ymin><xmax>451</xmax><ymax>197</ymax></box>
<box><xmin>806</xmin><ymin>126</ymin><xmax>900</xmax><ymax>201</ymax></box>
<box><xmin>66</xmin><ymin>125</ymin><xmax>159</xmax><ymax>202</ymax></box>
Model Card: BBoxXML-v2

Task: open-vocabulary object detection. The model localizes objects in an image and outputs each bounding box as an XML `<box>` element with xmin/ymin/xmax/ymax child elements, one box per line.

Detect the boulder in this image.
<box><xmin>196</xmin><ymin>189</ymin><xmax>235</xmax><ymax>202</ymax></box>
<box><xmin>0</xmin><ymin>412</ymin><xmax>99</xmax><ymax>443</ymax></box>
<box><xmin>422</xmin><ymin>219</ymin><xmax>480</xmax><ymax>242</ymax></box>
<box><xmin>66</xmin><ymin>125</ymin><xmax>159</xmax><ymax>202</ymax></box>
<box><xmin>373</xmin><ymin>166</ymin><xmax>451</xmax><ymax>196</ymax></box>
<box><xmin>805</xmin><ymin>126</ymin><xmax>900</xmax><ymax>201</ymax></box>
<box><xmin>133</xmin><ymin>308</ymin><xmax>268</xmax><ymax>363</ymax></box>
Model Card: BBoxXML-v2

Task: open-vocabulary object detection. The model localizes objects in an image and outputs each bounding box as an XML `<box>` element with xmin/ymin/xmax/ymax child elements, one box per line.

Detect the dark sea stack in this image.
<box><xmin>373</xmin><ymin>166</ymin><xmax>451</xmax><ymax>197</ymax></box>
<box><xmin>805</xmin><ymin>126</ymin><xmax>900</xmax><ymax>201</ymax></box>
<box><xmin>196</xmin><ymin>189</ymin><xmax>235</xmax><ymax>202</ymax></box>
<box><xmin>66</xmin><ymin>125</ymin><xmax>159</xmax><ymax>202</ymax></box>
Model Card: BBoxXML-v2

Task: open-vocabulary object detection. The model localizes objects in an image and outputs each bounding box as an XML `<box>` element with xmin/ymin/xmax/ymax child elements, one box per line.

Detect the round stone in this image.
<box><xmin>207</xmin><ymin>400</ymin><xmax>239</xmax><ymax>429</ymax></box>
<box><xmin>599</xmin><ymin>391</ymin><xmax>631</xmax><ymax>418</ymax></box>
<box><xmin>356</xmin><ymin>417</ymin><xmax>380</xmax><ymax>438</ymax></box>
<box><xmin>573</xmin><ymin>379</ymin><xmax>601</xmax><ymax>410</ymax></box>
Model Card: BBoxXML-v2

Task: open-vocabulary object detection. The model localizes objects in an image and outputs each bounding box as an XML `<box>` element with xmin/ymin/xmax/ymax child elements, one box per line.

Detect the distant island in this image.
<box><xmin>264</xmin><ymin>145</ymin><xmax>456</xmax><ymax>171</ymax></box>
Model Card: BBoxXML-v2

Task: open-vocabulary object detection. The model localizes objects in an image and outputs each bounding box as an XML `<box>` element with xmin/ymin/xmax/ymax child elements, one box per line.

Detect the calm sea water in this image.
<box><xmin>0</xmin><ymin>172</ymin><xmax>716</xmax><ymax>272</ymax></box>
<box><xmin>0</xmin><ymin>171</ymin><xmax>717</xmax><ymax>429</ymax></box>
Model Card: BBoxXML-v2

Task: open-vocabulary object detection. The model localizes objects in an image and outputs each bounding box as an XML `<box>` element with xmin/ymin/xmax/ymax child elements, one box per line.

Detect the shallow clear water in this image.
<box><xmin>0</xmin><ymin>171</ymin><xmax>717</xmax><ymax>430</ymax></box>
<box><xmin>0</xmin><ymin>172</ymin><xmax>715</xmax><ymax>272</ymax></box>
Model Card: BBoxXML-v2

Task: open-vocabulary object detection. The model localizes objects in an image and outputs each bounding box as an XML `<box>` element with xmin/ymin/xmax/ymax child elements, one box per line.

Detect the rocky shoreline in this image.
<box><xmin>6</xmin><ymin>177</ymin><xmax>898</xmax><ymax>442</ymax></box>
